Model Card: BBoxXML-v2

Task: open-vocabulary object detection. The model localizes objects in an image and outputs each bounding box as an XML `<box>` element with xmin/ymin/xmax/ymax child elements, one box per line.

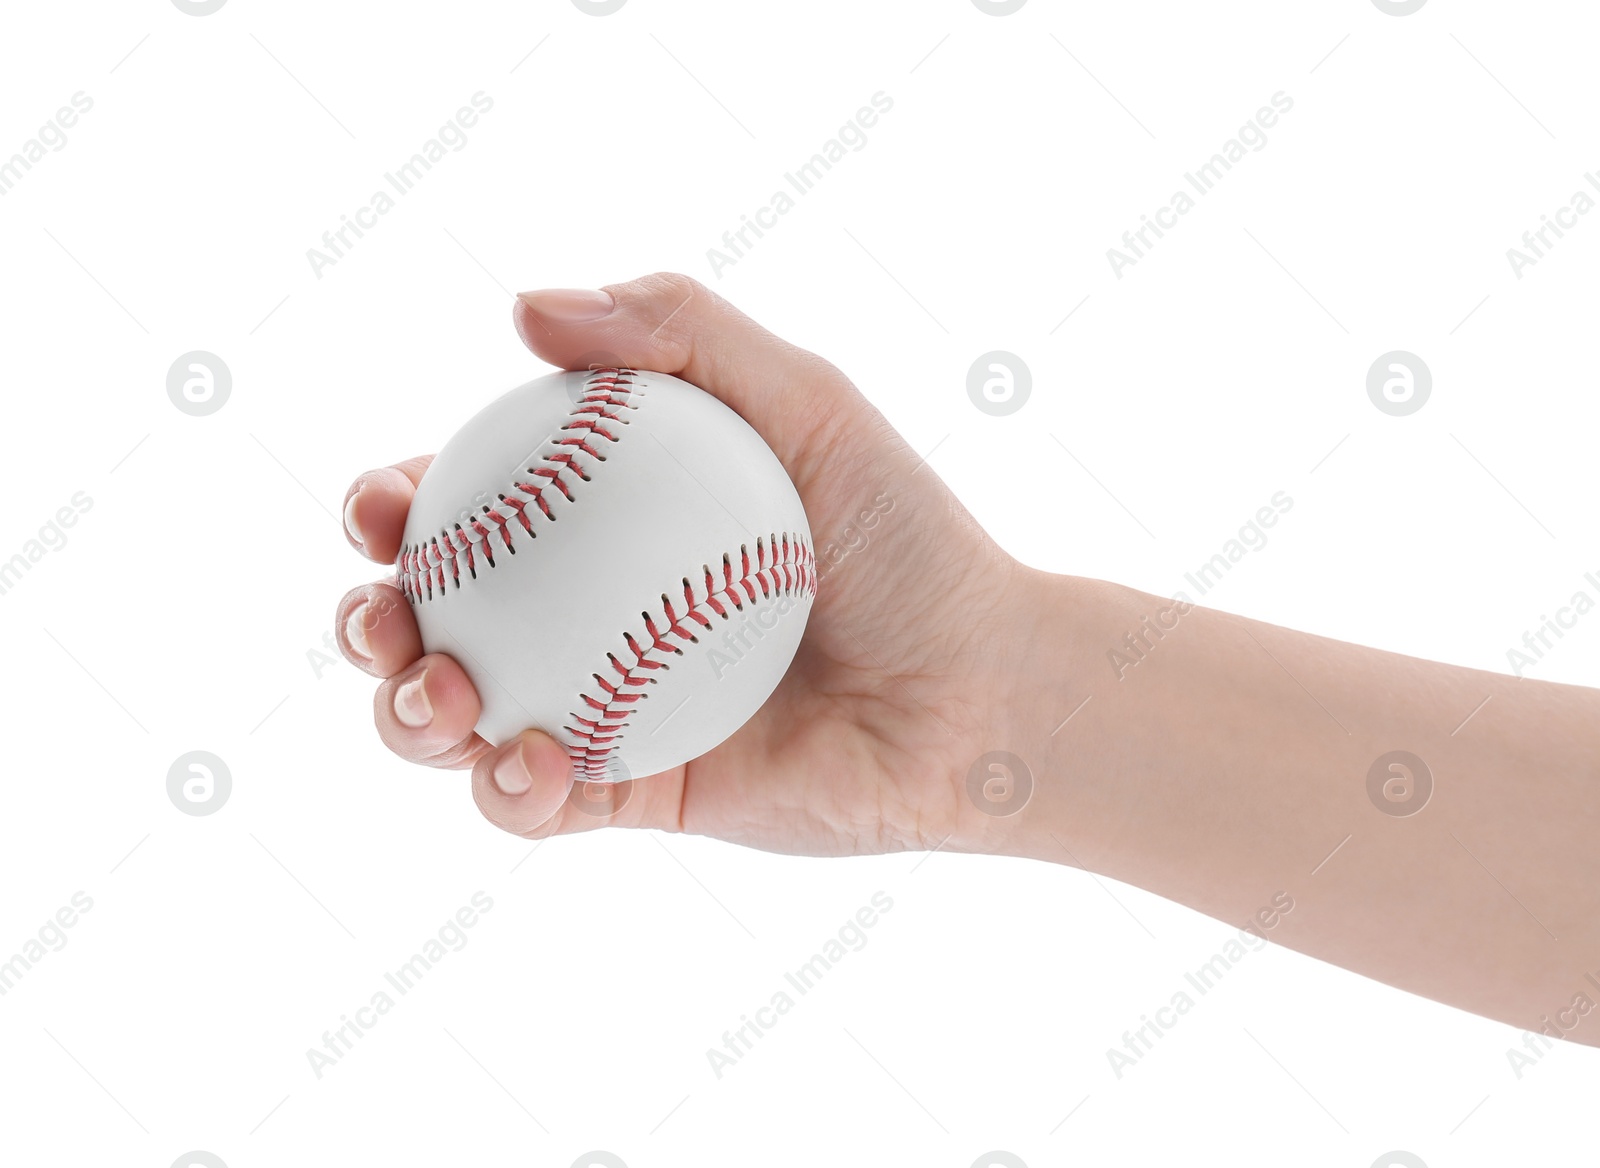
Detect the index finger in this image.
<box><xmin>343</xmin><ymin>455</ymin><xmax>434</xmax><ymax>564</ymax></box>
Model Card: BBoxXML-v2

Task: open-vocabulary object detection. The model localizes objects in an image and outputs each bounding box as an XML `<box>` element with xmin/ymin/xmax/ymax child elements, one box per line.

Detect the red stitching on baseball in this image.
<box><xmin>396</xmin><ymin>368</ymin><xmax>642</xmax><ymax>602</ymax></box>
<box><xmin>564</xmin><ymin>532</ymin><xmax>816</xmax><ymax>781</ymax></box>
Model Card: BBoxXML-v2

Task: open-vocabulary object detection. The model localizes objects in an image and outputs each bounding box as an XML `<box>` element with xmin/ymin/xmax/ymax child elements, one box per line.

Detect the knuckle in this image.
<box><xmin>425</xmin><ymin>737</ymin><xmax>483</xmax><ymax>771</ymax></box>
<box><xmin>645</xmin><ymin>269</ymin><xmax>703</xmax><ymax>295</ymax></box>
<box><xmin>519</xmin><ymin>802</ymin><xmax>572</xmax><ymax>840</ymax></box>
<box><xmin>628</xmin><ymin>271</ymin><xmax>708</xmax><ymax>314</ymax></box>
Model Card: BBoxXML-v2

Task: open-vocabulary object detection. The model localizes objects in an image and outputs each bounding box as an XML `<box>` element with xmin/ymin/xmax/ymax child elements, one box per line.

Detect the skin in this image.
<box><xmin>338</xmin><ymin>272</ymin><xmax>1600</xmax><ymax>1046</ymax></box>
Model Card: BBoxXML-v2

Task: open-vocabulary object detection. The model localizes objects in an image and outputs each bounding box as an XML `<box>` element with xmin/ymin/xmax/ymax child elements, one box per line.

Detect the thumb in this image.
<box><xmin>511</xmin><ymin>272</ymin><xmax>859</xmax><ymax>471</ymax></box>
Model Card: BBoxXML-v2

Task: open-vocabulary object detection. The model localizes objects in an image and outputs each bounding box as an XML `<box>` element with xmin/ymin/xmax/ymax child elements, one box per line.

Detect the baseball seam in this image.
<box><xmin>396</xmin><ymin>367</ymin><xmax>643</xmax><ymax>602</ymax></box>
<box><xmin>565</xmin><ymin>532</ymin><xmax>815</xmax><ymax>780</ymax></box>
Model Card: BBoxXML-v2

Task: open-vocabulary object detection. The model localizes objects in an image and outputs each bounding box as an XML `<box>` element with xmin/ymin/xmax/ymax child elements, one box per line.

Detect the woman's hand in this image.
<box><xmin>335</xmin><ymin>272</ymin><xmax>1600</xmax><ymax>1040</ymax></box>
<box><xmin>335</xmin><ymin>274</ymin><xmax>1056</xmax><ymax>857</ymax></box>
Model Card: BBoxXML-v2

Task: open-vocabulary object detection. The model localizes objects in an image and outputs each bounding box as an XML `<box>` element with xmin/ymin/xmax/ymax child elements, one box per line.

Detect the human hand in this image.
<box><xmin>335</xmin><ymin>273</ymin><xmax>1600</xmax><ymax>1040</ymax></box>
<box><xmin>335</xmin><ymin>274</ymin><xmax>1059</xmax><ymax>857</ymax></box>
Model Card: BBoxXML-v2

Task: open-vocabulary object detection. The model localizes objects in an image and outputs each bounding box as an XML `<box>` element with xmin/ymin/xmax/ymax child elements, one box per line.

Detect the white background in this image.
<box><xmin>1</xmin><ymin>0</ymin><xmax>1597</xmax><ymax>1165</ymax></box>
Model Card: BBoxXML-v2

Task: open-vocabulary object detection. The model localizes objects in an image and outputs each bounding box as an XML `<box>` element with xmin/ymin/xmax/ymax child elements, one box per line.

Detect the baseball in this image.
<box><xmin>397</xmin><ymin>367</ymin><xmax>815</xmax><ymax>782</ymax></box>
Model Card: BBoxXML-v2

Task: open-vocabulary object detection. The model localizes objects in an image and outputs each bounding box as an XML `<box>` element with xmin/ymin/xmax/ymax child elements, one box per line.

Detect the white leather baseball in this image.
<box><xmin>397</xmin><ymin>367</ymin><xmax>815</xmax><ymax>782</ymax></box>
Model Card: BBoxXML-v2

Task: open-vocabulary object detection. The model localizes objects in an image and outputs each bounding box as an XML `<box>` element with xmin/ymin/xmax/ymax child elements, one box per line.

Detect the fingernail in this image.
<box><xmin>344</xmin><ymin>489</ymin><xmax>365</xmax><ymax>549</ymax></box>
<box><xmin>516</xmin><ymin>288</ymin><xmax>614</xmax><ymax>323</ymax></box>
<box><xmin>344</xmin><ymin>602</ymin><xmax>373</xmax><ymax>661</ymax></box>
<box><xmin>493</xmin><ymin>742</ymin><xmax>533</xmax><ymax>796</ymax></box>
<box><xmin>394</xmin><ymin>672</ymin><xmax>432</xmax><ymax>728</ymax></box>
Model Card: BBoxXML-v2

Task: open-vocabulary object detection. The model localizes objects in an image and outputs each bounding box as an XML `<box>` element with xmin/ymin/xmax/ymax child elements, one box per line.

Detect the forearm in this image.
<box><xmin>1011</xmin><ymin>572</ymin><xmax>1600</xmax><ymax>1042</ymax></box>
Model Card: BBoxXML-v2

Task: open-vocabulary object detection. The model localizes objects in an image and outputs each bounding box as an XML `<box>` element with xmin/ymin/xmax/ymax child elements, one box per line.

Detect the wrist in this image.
<box><xmin>950</xmin><ymin>567</ymin><xmax>1141</xmax><ymax>869</ymax></box>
